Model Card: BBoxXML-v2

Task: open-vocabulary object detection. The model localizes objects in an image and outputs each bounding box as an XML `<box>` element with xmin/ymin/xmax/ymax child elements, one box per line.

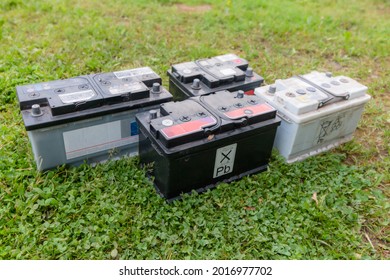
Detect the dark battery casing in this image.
<box><xmin>16</xmin><ymin>67</ymin><xmax>172</xmax><ymax>170</ymax></box>
<box><xmin>136</xmin><ymin>90</ymin><xmax>280</xmax><ymax>200</ymax></box>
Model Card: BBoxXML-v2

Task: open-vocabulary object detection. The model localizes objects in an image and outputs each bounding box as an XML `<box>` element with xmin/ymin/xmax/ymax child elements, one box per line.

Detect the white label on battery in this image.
<box><xmin>113</xmin><ymin>67</ymin><xmax>155</xmax><ymax>79</ymax></box>
<box><xmin>59</xmin><ymin>90</ymin><xmax>96</xmax><ymax>104</ymax></box>
<box><xmin>220</xmin><ymin>68</ymin><xmax>236</xmax><ymax>76</ymax></box>
<box><xmin>162</xmin><ymin>119</ymin><xmax>174</xmax><ymax>126</ymax></box>
<box><xmin>215</xmin><ymin>54</ymin><xmax>239</xmax><ymax>62</ymax></box>
<box><xmin>108</xmin><ymin>82</ymin><xmax>143</xmax><ymax>95</ymax></box>
<box><xmin>63</xmin><ymin>120</ymin><xmax>137</xmax><ymax>160</ymax></box>
<box><xmin>213</xmin><ymin>143</ymin><xmax>237</xmax><ymax>178</ymax></box>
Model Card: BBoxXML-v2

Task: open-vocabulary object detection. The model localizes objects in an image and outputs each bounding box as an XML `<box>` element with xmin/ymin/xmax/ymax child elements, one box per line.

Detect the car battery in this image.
<box><xmin>16</xmin><ymin>67</ymin><xmax>173</xmax><ymax>171</ymax></box>
<box><xmin>167</xmin><ymin>54</ymin><xmax>264</xmax><ymax>100</ymax></box>
<box><xmin>254</xmin><ymin>71</ymin><xmax>371</xmax><ymax>163</ymax></box>
<box><xmin>136</xmin><ymin>90</ymin><xmax>281</xmax><ymax>200</ymax></box>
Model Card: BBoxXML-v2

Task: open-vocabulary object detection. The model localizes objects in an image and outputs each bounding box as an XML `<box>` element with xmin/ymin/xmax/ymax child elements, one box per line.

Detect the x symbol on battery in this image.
<box><xmin>180</xmin><ymin>115</ymin><xmax>191</xmax><ymax>122</ymax></box>
<box><xmin>220</xmin><ymin>150</ymin><xmax>232</xmax><ymax>163</ymax></box>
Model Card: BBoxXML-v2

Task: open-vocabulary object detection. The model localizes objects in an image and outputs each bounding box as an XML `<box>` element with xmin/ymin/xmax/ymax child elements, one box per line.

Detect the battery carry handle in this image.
<box><xmin>197</xmin><ymin>95</ymin><xmax>249</xmax><ymax>127</ymax></box>
<box><xmin>194</xmin><ymin>60</ymin><xmax>221</xmax><ymax>81</ymax></box>
<box><xmin>190</xmin><ymin>97</ymin><xmax>222</xmax><ymax>135</ymax></box>
<box><xmin>295</xmin><ymin>75</ymin><xmax>349</xmax><ymax>108</ymax></box>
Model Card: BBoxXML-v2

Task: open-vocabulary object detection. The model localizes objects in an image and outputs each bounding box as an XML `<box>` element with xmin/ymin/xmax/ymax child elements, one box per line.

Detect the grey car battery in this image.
<box><xmin>255</xmin><ymin>71</ymin><xmax>371</xmax><ymax>163</ymax></box>
<box><xmin>136</xmin><ymin>90</ymin><xmax>280</xmax><ymax>200</ymax></box>
<box><xmin>16</xmin><ymin>67</ymin><xmax>173</xmax><ymax>170</ymax></box>
<box><xmin>167</xmin><ymin>54</ymin><xmax>264</xmax><ymax>100</ymax></box>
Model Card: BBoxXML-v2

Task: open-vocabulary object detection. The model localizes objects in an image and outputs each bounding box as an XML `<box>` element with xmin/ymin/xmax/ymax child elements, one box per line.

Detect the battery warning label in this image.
<box><xmin>224</xmin><ymin>103</ymin><xmax>273</xmax><ymax>119</ymax></box>
<box><xmin>59</xmin><ymin>90</ymin><xmax>96</xmax><ymax>104</ymax></box>
<box><xmin>113</xmin><ymin>67</ymin><xmax>155</xmax><ymax>79</ymax></box>
<box><xmin>108</xmin><ymin>82</ymin><xmax>143</xmax><ymax>95</ymax></box>
<box><xmin>215</xmin><ymin>54</ymin><xmax>239</xmax><ymax>62</ymax></box>
<box><xmin>160</xmin><ymin>116</ymin><xmax>217</xmax><ymax>139</ymax></box>
<box><xmin>213</xmin><ymin>143</ymin><xmax>237</xmax><ymax>178</ymax></box>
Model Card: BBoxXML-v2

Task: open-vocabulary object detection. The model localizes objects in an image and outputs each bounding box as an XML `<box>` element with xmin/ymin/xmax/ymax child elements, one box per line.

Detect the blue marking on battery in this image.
<box><xmin>130</xmin><ymin>121</ymin><xmax>139</xmax><ymax>136</ymax></box>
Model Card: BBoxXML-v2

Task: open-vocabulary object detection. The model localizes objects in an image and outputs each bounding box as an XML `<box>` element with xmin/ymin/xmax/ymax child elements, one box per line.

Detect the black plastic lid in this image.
<box><xmin>144</xmin><ymin>90</ymin><xmax>277</xmax><ymax>148</ymax></box>
<box><xmin>171</xmin><ymin>54</ymin><xmax>248</xmax><ymax>88</ymax></box>
<box><xmin>200</xmin><ymin>90</ymin><xmax>277</xmax><ymax>126</ymax></box>
<box><xmin>149</xmin><ymin>99</ymin><xmax>217</xmax><ymax>148</ymax></box>
<box><xmin>168</xmin><ymin>54</ymin><xmax>264</xmax><ymax>97</ymax></box>
<box><xmin>16</xmin><ymin>67</ymin><xmax>172</xmax><ymax>130</ymax></box>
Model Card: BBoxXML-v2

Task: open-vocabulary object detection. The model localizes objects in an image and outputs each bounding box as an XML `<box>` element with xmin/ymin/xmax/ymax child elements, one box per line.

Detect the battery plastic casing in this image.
<box><xmin>167</xmin><ymin>54</ymin><xmax>264</xmax><ymax>100</ymax></box>
<box><xmin>16</xmin><ymin>67</ymin><xmax>173</xmax><ymax>170</ymax></box>
<box><xmin>136</xmin><ymin>90</ymin><xmax>280</xmax><ymax>200</ymax></box>
<box><xmin>255</xmin><ymin>71</ymin><xmax>371</xmax><ymax>163</ymax></box>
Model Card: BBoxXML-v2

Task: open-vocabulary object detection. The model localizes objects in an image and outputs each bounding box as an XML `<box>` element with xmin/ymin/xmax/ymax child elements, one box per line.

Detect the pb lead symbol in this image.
<box><xmin>213</xmin><ymin>143</ymin><xmax>237</xmax><ymax>178</ymax></box>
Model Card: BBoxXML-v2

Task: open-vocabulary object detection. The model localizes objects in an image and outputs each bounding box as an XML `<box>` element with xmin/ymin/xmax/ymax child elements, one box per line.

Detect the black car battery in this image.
<box><xmin>167</xmin><ymin>54</ymin><xmax>264</xmax><ymax>100</ymax></box>
<box><xmin>16</xmin><ymin>67</ymin><xmax>173</xmax><ymax>171</ymax></box>
<box><xmin>136</xmin><ymin>90</ymin><xmax>281</xmax><ymax>200</ymax></box>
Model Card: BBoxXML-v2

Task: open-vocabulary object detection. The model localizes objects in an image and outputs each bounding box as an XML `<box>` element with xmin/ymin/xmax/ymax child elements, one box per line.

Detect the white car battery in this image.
<box><xmin>255</xmin><ymin>71</ymin><xmax>371</xmax><ymax>163</ymax></box>
<box><xmin>16</xmin><ymin>67</ymin><xmax>173</xmax><ymax>170</ymax></box>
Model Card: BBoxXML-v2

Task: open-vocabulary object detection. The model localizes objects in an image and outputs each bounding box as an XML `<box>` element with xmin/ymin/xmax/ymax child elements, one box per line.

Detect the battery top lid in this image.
<box><xmin>90</xmin><ymin>67</ymin><xmax>161</xmax><ymax>104</ymax></box>
<box><xmin>16</xmin><ymin>76</ymin><xmax>102</xmax><ymax>116</ymax></box>
<box><xmin>171</xmin><ymin>54</ymin><xmax>250</xmax><ymax>88</ymax></box>
<box><xmin>16</xmin><ymin>67</ymin><xmax>171</xmax><ymax>130</ymax></box>
<box><xmin>149</xmin><ymin>99</ymin><xmax>217</xmax><ymax>148</ymax></box>
<box><xmin>200</xmin><ymin>90</ymin><xmax>276</xmax><ymax>125</ymax></box>
<box><xmin>17</xmin><ymin>67</ymin><xmax>163</xmax><ymax>116</ymax></box>
<box><xmin>257</xmin><ymin>71</ymin><xmax>368</xmax><ymax>115</ymax></box>
<box><xmin>148</xmin><ymin>90</ymin><xmax>276</xmax><ymax>148</ymax></box>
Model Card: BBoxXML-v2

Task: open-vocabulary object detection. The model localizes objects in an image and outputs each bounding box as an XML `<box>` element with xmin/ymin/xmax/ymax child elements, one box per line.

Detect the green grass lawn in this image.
<box><xmin>0</xmin><ymin>0</ymin><xmax>389</xmax><ymax>259</ymax></box>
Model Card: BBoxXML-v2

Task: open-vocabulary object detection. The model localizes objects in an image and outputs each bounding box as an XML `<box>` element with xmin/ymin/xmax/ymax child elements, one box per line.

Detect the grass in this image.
<box><xmin>0</xmin><ymin>0</ymin><xmax>389</xmax><ymax>259</ymax></box>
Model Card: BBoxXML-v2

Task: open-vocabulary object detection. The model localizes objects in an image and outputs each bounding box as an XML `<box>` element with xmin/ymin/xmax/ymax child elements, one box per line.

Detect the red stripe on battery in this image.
<box><xmin>224</xmin><ymin>103</ymin><xmax>273</xmax><ymax>119</ymax></box>
<box><xmin>244</xmin><ymin>89</ymin><xmax>254</xmax><ymax>95</ymax></box>
<box><xmin>161</xmin><ymin>116</ymin><xmax>217</xmax><ymax>139</ymax></box>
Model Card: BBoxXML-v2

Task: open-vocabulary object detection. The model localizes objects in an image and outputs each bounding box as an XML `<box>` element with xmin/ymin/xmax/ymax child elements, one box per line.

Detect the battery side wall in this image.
<box><xmin>275</xmin><ymin>103</ymin><xmax>367</xmax><ymax>162</ymax></box>
<box><xmin>28</xmin><ymin>105</ymin><xmax>159</xmax><ymax>171</ymax></box>
<box><xmin>140</xmin><ymin>124</ymin><xmax>279</xmax><ymax>200</ymax></box>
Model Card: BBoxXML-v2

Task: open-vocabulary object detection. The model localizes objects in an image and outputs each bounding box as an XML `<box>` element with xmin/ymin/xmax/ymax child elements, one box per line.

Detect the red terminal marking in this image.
<box><xmin>161</xmin><ymin>116</ymin><xmax>217</xmax><ymax>139</ymax></box>
<box><xmin>233</xmin><ymin>59</ymin><xmax>242</xmax><ymax>64</ymax></box>
<box><xmin>224</xmin><ymin>103</ymin><xmax>273</xmax><ymax>119</ymax></box>
<box><xmin>244</xmin><ymin>89</ymin><xmax>255</xmax><ymax>95</ymax></box>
